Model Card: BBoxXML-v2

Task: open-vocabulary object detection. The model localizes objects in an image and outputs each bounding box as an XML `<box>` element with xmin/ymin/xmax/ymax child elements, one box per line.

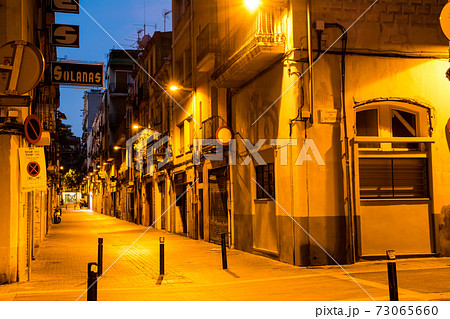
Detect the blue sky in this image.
<box><xmin>56</xmin><ymin>0</ymin><xmax>172</xmax><ymax>137</ymax></box>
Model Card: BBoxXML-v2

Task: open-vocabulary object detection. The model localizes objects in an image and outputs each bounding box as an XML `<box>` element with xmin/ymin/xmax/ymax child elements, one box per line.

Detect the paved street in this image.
<box><xmin>1</xmin><ymin>209</ymin><xmax>450</xmax><ymax>301</ymax></box>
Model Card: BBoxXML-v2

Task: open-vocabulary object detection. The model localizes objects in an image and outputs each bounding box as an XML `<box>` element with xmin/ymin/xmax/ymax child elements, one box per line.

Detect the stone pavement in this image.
<box><xmin>1</xmin><ymin>209</ymin><xmax>450</xmax><ymax>301</ymax></box>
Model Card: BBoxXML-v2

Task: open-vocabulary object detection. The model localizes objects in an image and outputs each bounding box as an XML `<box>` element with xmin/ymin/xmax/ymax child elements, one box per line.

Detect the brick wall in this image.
<box><xmin>313</xmin><ymin>0</ymin><xmax>449</xmax><ymax>50</ymax></box>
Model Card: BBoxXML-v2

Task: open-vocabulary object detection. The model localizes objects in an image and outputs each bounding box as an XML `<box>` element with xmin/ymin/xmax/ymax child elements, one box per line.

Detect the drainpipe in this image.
<box><xmin>305</xmin><ymin>0</ymin><xmax>313</xmax><ymax>266</ymax></box>
<box><xmin>306</xmin><ymin>0</ymin><xmax>314</xmax><ymax>124</ymax></box>
<box><xmin>324</xmin><ymin>22</ymin><xmax>354</xmax><ymax>263</ymax></box>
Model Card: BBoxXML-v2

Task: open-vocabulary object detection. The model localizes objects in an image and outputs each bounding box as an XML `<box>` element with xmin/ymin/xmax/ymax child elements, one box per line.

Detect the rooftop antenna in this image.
<box><xmin>163</xmin><ymin>9</ymin><xmax>172</xmax><ymax>32</ymax></box>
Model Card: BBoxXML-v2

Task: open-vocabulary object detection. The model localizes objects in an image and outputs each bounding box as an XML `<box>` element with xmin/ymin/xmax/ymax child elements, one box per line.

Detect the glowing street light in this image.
<box><xmin>169</xmin><ymin>84</ymin><xmax>195</xmax><ymax>92</ymax></box>
<box><xmin>245</xmin><ymin>0</ymin><xmax>260</xmax><ymax>11</ymax></box>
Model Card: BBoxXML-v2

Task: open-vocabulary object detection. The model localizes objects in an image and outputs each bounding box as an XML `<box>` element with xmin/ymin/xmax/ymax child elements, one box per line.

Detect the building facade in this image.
<box><xmin>84</xmin><ymin>0</ymin><xmax>450</xmax><ymax>267</ymax></box>
<box><xmin>0</xmin><ymin>0</ymin><xmax>59</xmax><ymax>283</ymax></box>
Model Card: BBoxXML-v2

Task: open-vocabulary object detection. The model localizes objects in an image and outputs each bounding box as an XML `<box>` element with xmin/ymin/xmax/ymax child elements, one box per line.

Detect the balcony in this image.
<box><xmin>109</xmin><ymin>82</ymin><xmax>131</xmax><ymax>94</ymax></box>
<box><xmin>212</xmin><ymin>9</ymin><xmax>286</xmax><ymax>88</ymax></box>
<box><xmin>197</xmin><ymin>23</ymin><xmax>218</xmax><ymax>72</ymax></box>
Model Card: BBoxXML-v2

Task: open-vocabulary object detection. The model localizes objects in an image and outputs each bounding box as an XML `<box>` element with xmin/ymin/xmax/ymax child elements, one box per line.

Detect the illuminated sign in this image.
<box><xmin>51</xmin><ymin>0</ymin><xmax>80</xmax><ymax>14</ymax></box>
<box><xmin>51</xmin><ymin>24</ymin><xmax>80</xmax><ymax>48</ymax></box>
<box><xmin>51</xmin><ymin>61</ymin><xmax>103</xmax><ymax>87</ymax></box>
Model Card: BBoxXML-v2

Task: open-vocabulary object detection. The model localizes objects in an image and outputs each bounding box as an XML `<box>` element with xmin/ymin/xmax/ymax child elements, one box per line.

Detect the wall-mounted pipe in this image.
<box><xmin>306</xmin><ymin>0</ymin><xmax>314</xmax><ymax>124</ymax></box>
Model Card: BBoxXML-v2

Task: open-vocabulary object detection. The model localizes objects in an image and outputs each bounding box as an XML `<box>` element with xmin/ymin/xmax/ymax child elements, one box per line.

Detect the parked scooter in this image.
<box><xmin>53</xmin><ymin>208</ymin><xmax>62</xmax><ymax>224</ymax></box>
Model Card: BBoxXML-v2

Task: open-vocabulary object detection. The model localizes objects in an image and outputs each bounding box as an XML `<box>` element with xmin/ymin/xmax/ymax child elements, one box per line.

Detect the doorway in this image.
<box><xmin>208</xmin><ymin>167</ymin><xmax>228</xmax><ymax>245</ymax></box>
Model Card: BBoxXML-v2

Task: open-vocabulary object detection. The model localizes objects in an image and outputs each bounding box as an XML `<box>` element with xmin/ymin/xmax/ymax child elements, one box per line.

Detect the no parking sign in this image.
<box><xmin>19</xmin><ymin>147</ymin><xmax>47</xmax><ymax>191</ymax></box>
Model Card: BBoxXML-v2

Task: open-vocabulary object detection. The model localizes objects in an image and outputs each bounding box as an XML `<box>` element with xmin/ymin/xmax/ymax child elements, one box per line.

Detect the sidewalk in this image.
<box><xmin>1</xmin><ymin>209</ymin><xmax>450</xmax><ymax>301</ymax></box>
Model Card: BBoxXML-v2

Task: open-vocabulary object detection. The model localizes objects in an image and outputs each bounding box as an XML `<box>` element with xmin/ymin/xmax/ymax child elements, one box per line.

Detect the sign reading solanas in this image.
<box><xmin>51</xmin><ymin>61</ymin><xmax>103</xmax><ymax>87</ymax></box>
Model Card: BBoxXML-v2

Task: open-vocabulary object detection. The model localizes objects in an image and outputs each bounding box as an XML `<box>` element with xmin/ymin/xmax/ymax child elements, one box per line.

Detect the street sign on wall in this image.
<box><xmin>19</xmin><ymin>148</ymin><xmax>47</xmax><ymax>192</ymax></box>
<box><xmin>0</xmin><ymin>41</ymin><xmax>44</xmax><ymax>95</ymax></box>
<box><xmin>51</xmin><ymin>24</ymin><xmax>80</xmax><ymax>48</ymax></box>
<box><xmin>51</xmin><ymin>61</ymin><xmax>103</xmax><ymax>87</ymax></box>
<box><xmin>24</xmin><ymin>115</ymin><xmax>42</xmax><ymax>144</ymax></box>
<box><xmin>51</xmin><ymin>0</ymin><xmax>80</xmax><ymax>14</ymax></box>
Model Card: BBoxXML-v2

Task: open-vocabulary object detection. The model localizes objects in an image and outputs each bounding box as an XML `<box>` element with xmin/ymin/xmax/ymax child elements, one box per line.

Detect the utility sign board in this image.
<box><xmin>51</xmin><ymin>61</ymin><xmax>103</xmax><ymax>87</ymax></box>
<box><xmin>51</xmin><ymin>0</ymin><xmax>80</xmax><ymax>14</ymax></box>
<box><xmin>19</xmin><ymin>147</ymin><xmax>47</xmax><ymax>192</ymax></box>
<box><xmin>51</xmin><ymin>24</ymin><xmax>80</xmax><ymax>48</ymax></box>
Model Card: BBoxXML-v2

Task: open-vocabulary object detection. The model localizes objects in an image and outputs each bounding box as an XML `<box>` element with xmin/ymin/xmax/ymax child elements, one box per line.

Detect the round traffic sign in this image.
<box><xmin>440</xmin><ymin>3</ymin><xmax>450</xmax><ymax>40</ymax></box>
<box><xmin>27</xmin><ymin>161</ymin><xmax>41</xmax><ymax>177</ymax></box>
<box><xmin>24</xmin><ymin>115</ymin><xmax>42</xmax><ymax>144</ymax></box>
<box><xmin>0</xmin><ymin>41</ymin><xmax>45</xmax><ymax>95</ymax></box>
<box><xmin>216</xmin><ymin>126</ymin><xmax>234</xmax><ymax>146</ymax></box>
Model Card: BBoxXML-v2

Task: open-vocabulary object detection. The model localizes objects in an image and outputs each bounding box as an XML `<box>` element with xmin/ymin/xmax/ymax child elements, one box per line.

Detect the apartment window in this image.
<box><xmin>356</xmin><ymin>109</ymin><xmax>379</xmax><ymax>149</ymax></box>
<box><xmin>359</xmin><ymin>158</ymin><xmax>428</xmax><ymax>199</ymax></box>
<box><xmin>355</xmin><ymin>101</ymin><xmax>431</xmax><ymax>200</ymax></box>
<box><xmin>392</xmin><ymin>109</ymin><xmax>418</xmax><ymax>149</ymax></box>
<box><xmin>175</xmin><ymin>58</ymin><xmax>184</xmax><ymax>83</ymax></box>
<box><xmin>185</xmin><ymin>48</ymin><xmax>192</xmax><ymax>83</ymax></box>
<box><xmin>356</xmin><ymin>105</ymin><xmax>420</xmax><ymax>150</ymax></box>
<box><xmin>173</xmin><ymin>0</ymin><xmax>183</xmax><ymax>23</ymax></box>
<box><xmin>256</xmin><ymin>163</ymin><xmax>275</xmax><ymax>199</ymax></box>
<box><xmin>178</xmin><ymin>121</ymin><xmax>185</xmax><ymax>154</ymax></box>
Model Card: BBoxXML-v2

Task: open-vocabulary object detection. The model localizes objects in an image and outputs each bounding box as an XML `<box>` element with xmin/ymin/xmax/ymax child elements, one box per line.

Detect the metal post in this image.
<box><xmin>386</xmin><ymin>250</ymin><xmax>399</xmax><ymax>301</ymax></box>
<box><xmin>98</xmin><ymin>238</ymin><xmax>103</xmax><ymax>276</ymax></box>
<box><xmin>87</xmin><ymin>262</ymin><xmax>98</xmax><ymax>301</ymax></box>
<box><xmin>159</xmin><ymin>237</ymin><xmax>165</xmax><ymax>275</ymax></box>
<box><xmin>221</xmin><ymin>233</ymin><xmax>228</xmax><ymax>270</ymax></box>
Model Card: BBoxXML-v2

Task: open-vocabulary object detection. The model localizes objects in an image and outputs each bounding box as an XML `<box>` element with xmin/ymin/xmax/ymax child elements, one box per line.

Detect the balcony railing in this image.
<box><xmin>211</xmin><ymin>7</ymin><xmax>286</xmax><ymax>87</ymax></box>
<box><xmin>197</xmin><ymin>23</ymin><xmax>218</xmax><ymax>64</ymax></box>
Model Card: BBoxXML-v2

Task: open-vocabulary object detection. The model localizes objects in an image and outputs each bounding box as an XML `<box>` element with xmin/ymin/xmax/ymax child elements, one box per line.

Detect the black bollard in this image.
<box><xmin>87</xmin><ymin>262</ymin><xmax>98</xmax><ymax>301</ymax></box>
<box><xmin>221</xmin><ymin>233</ymin><xmax>228</xmax><ymax>270</ymax></box>
<box><xmin>159</xmin><ymin>237</ymin><xmax>165</xmax><ymax>275</ymax></box>
<box><xmin>386</xmin><ymin>250</ymin><xmax>399</xmax><ymax>301</ymax></box>
<box><xmin>98</xmin><ymin>238</ymin><xmax>103</xmax><ymax>276</ymax></box>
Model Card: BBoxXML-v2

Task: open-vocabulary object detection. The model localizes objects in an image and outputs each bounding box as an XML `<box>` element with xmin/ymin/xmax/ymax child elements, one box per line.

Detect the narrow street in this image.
<box><xmin>1</xmin><ymin>209</ymin><xmax>450</xmax><ymax>301</ymax></box>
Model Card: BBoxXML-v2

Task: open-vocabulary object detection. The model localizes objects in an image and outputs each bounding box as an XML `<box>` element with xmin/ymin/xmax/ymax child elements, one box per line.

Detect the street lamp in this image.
<box><xmin>169</xmin><ymin>85</ymin><xmax>195</xmax><ymax>92</ymax></box>
<box><xmin>114</xmin><ymin>146</ymin><xmax>125</xmax><ymax>151</ymax></box>
<box><xmin>245</xmin><ymin>0</ymin><xmax>260</xmax><ymax>11</ymax></box>
<box><xmin>60</xmin><ymin>166</ymin><xmax>64</xmax><ymax>170</ymax></box>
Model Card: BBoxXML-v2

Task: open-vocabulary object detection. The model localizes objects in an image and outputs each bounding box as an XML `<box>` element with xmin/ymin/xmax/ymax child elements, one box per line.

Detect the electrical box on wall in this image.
<box><xmin>0</xmin><ymin>107</ymin><xmax>23</xmax><ymax>124</ymax></box>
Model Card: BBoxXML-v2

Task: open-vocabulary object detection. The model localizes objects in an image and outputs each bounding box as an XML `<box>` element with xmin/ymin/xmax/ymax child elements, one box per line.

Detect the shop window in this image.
<box><xmin>256</xmin><ymin>163</ymin><xmax>275</xmax><ymax>199</ymax></box>
<box><xmin>359</xmin><ymin>158</ymin><xmax>428</xmax><ymax>199</ymax></box>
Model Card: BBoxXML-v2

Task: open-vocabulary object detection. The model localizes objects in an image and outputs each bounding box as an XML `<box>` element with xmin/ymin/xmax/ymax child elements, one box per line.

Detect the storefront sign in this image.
<box><xmin>51</xmin><ymin>61</ymin><xmax>103</xmax><ymax>87</ymax></box>
<box><xmin>51</xmin><ymin>24</ymin><xmax>80</xmax><ymax>48</ymax></box>
<box><xmin>51</xmin><ymin>0</ymin><xmax>79</xmax><ymax>14</ymax></box>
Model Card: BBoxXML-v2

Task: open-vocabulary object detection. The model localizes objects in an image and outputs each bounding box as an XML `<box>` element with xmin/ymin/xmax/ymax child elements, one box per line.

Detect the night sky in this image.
<box><xmin>55</xmin><ymin>0</ymin><xmax>172</xmax><ymax>137</ymax></box>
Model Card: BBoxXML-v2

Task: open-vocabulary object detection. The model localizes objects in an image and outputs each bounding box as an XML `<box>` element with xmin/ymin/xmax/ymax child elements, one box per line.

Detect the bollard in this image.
<box><xmin>221</xmin><ymin>233</ymin><xmax>228</xmax><ymax>270</ymax></box>
<box><xmin>386</xmin><ymin>250</ymin><xmax>399</xmax><ymax>301</ymax></box>
<box><xmin>159</xmin><ymin>237</ymin><xmax>165</xmax><ymax>275</ymax></box>
<box><xmin>87</xmin><ymin>262</ymin><xmax>98</xmax><ymax>301</ymax></box>
<box><xmin>98</xmin><ymin>238</ymin><xmax>103</xmax><ymax>277</ymax></box>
